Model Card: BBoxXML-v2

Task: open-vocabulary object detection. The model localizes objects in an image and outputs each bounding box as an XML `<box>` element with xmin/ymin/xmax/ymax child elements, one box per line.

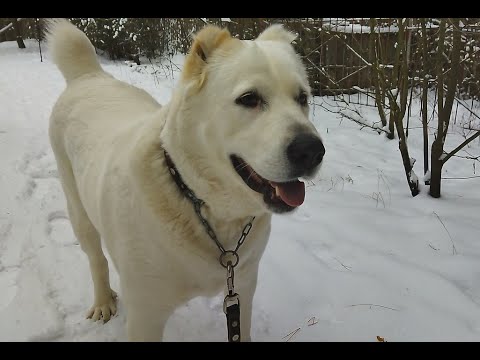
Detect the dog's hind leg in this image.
<box><xmin>69</xmin><ymin>198</ymin><xmax>118</xmax><ymax>323</ymax></box>
<box><xmin>53</xmin><ymin>149</ymin><xmax>117</xmax><ymax>322</ymax></box>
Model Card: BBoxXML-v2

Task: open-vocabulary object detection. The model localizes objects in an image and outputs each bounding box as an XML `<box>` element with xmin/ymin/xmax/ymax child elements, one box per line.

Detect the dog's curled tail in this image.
<box><xmin>44</xmin><ymin>18</ymin><xmax>103</xmax><ymax>83</ymax></box>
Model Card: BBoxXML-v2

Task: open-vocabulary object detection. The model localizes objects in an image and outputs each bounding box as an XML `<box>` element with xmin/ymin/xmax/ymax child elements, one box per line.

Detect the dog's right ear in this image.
<box><xmin>182</xmin><ymin>25</ymin><xmax>232</xmax><ymax>89</ymax></box>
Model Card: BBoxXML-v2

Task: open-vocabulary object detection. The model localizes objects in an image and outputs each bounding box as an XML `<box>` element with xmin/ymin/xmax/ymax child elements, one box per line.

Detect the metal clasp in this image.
<box><xmin>223</xmin><ymin>293</ymin><xmax>240</xmax><ymax>314</ymax></box>
<box><xmin>226</xmin><ymin>262</ymin><xmax>235</xmax><ymax>295</ymax></box>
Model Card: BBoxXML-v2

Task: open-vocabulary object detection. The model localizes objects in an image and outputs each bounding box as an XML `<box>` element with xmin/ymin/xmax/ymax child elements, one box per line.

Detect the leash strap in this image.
<box><xmin>223</xmin><ymin>261</ymin><xmax>241</xmax><ymax>342</ymax></box>
<box><xmin>224</xmin><ymin>294</ymin><xmax>241</xmax><ymax>342</ymax></box>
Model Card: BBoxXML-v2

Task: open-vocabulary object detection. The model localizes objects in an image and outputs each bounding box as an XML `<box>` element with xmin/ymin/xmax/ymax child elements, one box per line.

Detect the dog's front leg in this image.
<box><xmin>126</xmin><ymin>297</ymin><xmax>175</xmax><ymax>342</ymax></box>
<box><xmin>123</xmin><ymin>279</ymin><xmax>179</xmax><ymax>342</ymax></box>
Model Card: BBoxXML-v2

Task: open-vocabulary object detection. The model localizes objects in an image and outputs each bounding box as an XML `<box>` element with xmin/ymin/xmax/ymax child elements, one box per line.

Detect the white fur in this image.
<box><xmin>47</xmin><ymin>19</ymin><xmax>321</xmax><ymax>341</ymax></box>
<box><xmin>44</xmin><ymin>19</ymin><xmax>102</xmax><ymax>82</ymax></box>
<box><xmin>256</xmin><ymin>23</ymin><xmax>297</xmax><ymax>44</ymax></box>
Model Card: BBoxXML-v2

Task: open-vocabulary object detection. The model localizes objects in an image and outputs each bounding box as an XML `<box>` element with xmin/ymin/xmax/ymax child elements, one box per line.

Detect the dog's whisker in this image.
<box><xmin>245</xmin><ymin>169</ymin><xmax>257</xmax><ymax>184</ymax></box>
<box><xmin>234</xmin><ymin>162</ymin><xmax>250</xmax><ymax>172</ymax></box>
<box><xmin>235</xmin><ymin>160</ymin><xmax>260</xmax><ymax>185</ymax></box>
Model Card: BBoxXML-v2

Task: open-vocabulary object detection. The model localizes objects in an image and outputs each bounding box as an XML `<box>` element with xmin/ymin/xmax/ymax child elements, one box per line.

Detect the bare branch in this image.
<box><xmin>452</xmin><ymin>154</ymin><xmax>480</xmax><ymax>161</ymax></box>
<box><xmin>433</xmin><ymin>211</ymin><xmax>457</xmax><ymax>255</ymax></box>
<box><xmin>454</xmin><ymin>97</ymin><xmax>480</xmax><ymax>122</ymax></box>
<box><xmin>442</xmin><ymin>130</ymin><xmax>480</xmax><ymax>163</ymax></box>
<box><xmin>421</xmin><ymin>19</ymin><xmax>430</xmax><ymax>179</ymax></box>
<box><xmin>437</xmin><ymin>19</ymin><xmax>446</xmax><ymax>139</ymax></box>
<box><xmin>442</xmin><ymin>175</ymin><xmax>480</xmax><ymax>179</ymax></box>
<box><xmin>282</xmin><ymin>327</ymin><xmax>301</xmax><ymax>342</ymax></box>
<box><xmin>334</xmin><ymin>257</ymin><xmax>352</xmax><ymax>271</ymax></box>
<box><xmin>441</xmin><ymin>18</ymin><xmax>462</xmax><ymax>143</ymax></box>
<box><xmin>314</xmin><ymin>97</ymin><xmax>389</xmax><ymax>135</ymax></box>
<box><xmin>346</xmin><ymin>304</ymin><xmax>400</xmax><ymax>311</ymax></box>
<box><xmin>0</xmin><ymin>18</ymin><xmax>23</xmax><ymax>35</ymax></box>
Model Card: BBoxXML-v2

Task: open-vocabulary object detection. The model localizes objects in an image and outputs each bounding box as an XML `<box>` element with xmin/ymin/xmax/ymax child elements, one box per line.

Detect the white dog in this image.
<box><xmin>46</xmin><ymin>19</ymin><xmax>325</xmax><ymax>341</ymax></box>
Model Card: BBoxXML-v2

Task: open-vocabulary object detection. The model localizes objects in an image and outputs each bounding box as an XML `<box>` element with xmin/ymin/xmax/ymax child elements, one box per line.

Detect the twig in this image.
<box><xmin>35</xmin><ymin>18</ymin><xmax>43</xmax><ymax>63</ymax></box>
<box><xmin>442</xmin><ymin>175</ymin><xmax>480</xmax><ymax>179</ymax></box>
<box><xmin>451</xmin><ymin>154</ymin><xmax>480</xmax><ymax>162</ymax></box>
<box><xmin>453</xmin><ymin>97</ymin><xmax>480</xmax><ymax>121</ymax></box>
<box><xmin>432</xmin><ymin>211</ymin><xmax>457</xmax><ymax>255</ymax></box>
<box><xmin>305</xmin><ymin>57</ymin><xmax>339</xmax><ymax>86</ymax></box>
<box><xmin>334</xmin><ymin>257</ymin><xmax>352</xmax><ymax>272</ymax></box>
<box><xmin>351</xmin><ymin>86</ymin><xmax>385</xmax><ymax>105</ymax></box>
<box><xmin>0</xmin><ymin>18</ymin><xmax>23</xmax><ymax>35</ymax></box>
<box><xmin>347</xmin><ymin>304</ymin><xmax>399</xmax><ymax>311</ymax></box>
<box><xmin>339</xmin><ymin>109</ymin><xmax>389</xmax><ymax>134</ymax></box>
<box><xmin>282</xmin><ymin>327</ymin><xmax>301</xmax><ymax>342</ymax></box>
<box><xmin>460</xmin><ymin>126</ymin><xmax>480</xmax><ymax>132</ymax></box>
<box><xmin>369</xmin><ymin>191</ymin><xmax>386</xmax><ymax>208</ymax></box>
<box><xmin>442</xmin><ymin>131</ymin><xmax>480</xmax><ymax>164</ymax></box>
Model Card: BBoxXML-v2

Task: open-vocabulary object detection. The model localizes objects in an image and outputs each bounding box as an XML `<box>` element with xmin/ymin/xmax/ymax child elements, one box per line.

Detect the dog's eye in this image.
<box><xmin>236</xmin><ymin>92</ymin><xmax>263</xmax><ymax>108</ymax></box>
<box><xmin>296</xmin><ymin>92</ymin><xmax>308</xmax><ymax>107</ymax></box>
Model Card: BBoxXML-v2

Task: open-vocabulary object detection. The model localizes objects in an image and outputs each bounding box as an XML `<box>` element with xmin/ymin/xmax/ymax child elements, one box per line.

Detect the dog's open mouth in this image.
<box><xmin>230</xmin><ymin>155</ymin><xmax>305</xmax><ymax>213</ymax></box>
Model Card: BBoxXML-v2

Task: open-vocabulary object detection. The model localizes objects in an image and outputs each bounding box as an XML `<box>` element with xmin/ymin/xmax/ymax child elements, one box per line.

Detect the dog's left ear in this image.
<box><xmin>256</xmin><ymin>24</ymin><xmax>297</xmax><ymax>44</ymax></box>
<box><xmin>182</xmin><ymin>25</ymin><xmax>232</xmax><ymax>88</ymax></box>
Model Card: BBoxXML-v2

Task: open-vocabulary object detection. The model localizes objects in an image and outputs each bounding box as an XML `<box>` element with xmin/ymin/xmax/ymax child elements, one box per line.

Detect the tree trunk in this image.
<box><xmin>429</xmin><ymin>19</ymin><xmax>446</xmax><ymax>198</ymax></box>
<box><xmin>420</xmin><ymin>19</ymin><xmax>430</xmax><ymax>184</ymax></box>
<box><xmin>441</xmin><ymin>18</ymin><xmax>462</xmax><ymax>143</ymax></box>
<box><xmin>35</xmin><ymin>18</ymin><xmax>43</xmax><ymax>62</ymax></box>
<box><xmin>396</xmin><ymin>121</ymin><xmax>420</xmax><ymax>196</ymax></box>
<box><xmin>12</xmin><ymin>18</ymin><xmax>25</xmax><ymax>49</ymax></box>
<box><xmin>429</xmin><ymin>18</ymin><xmax>462</xmax><ymax>198</ymax></box>
<box><xmin>429</xmin><ymin>140</ymin><xmax>443</xmax><ymax>198</ymax></box>
<box><xmin>369</xmin><ymin>18</ymin><xmax>387</xmax><ymax>128</ymax></box>
<box><xmin>387</xmin><ymin>109</ymin><xmax>395</xmax><ymax>139</ymax></box>
<box><xmin>391</xmin><ymin>19</ymin><xmax>419</xmax><ymax>197</ymax></box>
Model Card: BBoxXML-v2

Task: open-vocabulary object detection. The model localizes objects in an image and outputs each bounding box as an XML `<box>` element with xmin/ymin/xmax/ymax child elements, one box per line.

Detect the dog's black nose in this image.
<box><xmin>287</xmin><ymin>134</ymin><xmax>325</xmax><ymax>173</ymax></box>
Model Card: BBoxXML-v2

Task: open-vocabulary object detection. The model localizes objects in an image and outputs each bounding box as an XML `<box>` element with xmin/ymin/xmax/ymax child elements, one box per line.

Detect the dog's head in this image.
<box><xmin>175</xmin><ymin>24</ymin><xmax>325</xmax><ymax>214</ymax></box>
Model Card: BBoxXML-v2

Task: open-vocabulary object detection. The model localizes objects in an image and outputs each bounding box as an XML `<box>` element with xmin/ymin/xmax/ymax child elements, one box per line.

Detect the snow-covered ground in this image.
<box><xmin>1</xmin><ymin>40</ymin><xmax>480</xmax><ymax>342</ymax></box>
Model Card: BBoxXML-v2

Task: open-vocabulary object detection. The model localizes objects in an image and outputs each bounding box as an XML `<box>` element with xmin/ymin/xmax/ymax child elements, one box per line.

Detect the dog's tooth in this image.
<box><xmin>275</xmin><ymin>186</ymin><xmax>280</xmax><ymax>196</ymax></box>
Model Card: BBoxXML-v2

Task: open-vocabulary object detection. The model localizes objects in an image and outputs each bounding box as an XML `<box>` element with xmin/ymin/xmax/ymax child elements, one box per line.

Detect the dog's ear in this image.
<box><xmin>256</xmin><ymin>24</ymin><xmax>297</xmax><ymax>44</ymax></box>
<box><xmin>182</xmin><ymin>25</ymin><xmax>232</xmax><ymax>87</ymax></box>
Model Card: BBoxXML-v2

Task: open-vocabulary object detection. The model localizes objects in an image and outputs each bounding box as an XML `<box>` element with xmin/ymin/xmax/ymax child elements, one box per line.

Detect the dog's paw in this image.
<box><xmin>86</xmin><ymin>289</ymin><xmax>118</xmax><ymax>322</ymax></box>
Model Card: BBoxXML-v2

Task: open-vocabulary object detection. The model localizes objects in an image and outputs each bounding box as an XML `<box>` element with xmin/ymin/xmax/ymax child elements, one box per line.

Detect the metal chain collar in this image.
<box><xmin>163</xmin><ymin>151</ymin><xmax>255</xmax><ymax>264</ymax></box>
<box><xmin>164</xmin><ymin>150</ymin><xmax>255</xmax><ymax>342</ymax></box>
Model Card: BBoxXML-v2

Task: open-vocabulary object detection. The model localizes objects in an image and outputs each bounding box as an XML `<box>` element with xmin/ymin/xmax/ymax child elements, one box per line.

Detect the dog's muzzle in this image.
<box><xmin>286</xmin><ymin>133</ymin><xmax>325</xmax><ymax>178</ymax></box>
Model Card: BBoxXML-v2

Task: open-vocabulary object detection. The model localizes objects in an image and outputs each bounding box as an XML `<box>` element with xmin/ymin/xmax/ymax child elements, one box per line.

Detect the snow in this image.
<box><xmin>1</xmin><ymin>40</ymin><xmax>480</xmax><ymax>342</ymax></box>
<box><xmin>410</xmin><ymin>170</ymin><xmax>419</xmax><ymax>186</ymax></box>
<box><xmin>424</xmin><ymin>170</ymin><xmax>431</xmax><ymax>182</ymax></box>
<box><xmin>322</xmin><ymin>19</ymin><xmax>399</xmax><ymax>34</ymax></box>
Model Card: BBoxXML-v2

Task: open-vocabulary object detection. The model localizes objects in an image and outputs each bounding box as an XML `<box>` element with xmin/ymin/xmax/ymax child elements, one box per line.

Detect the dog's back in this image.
<box><xmin>45</xmin><ymin>19</ymin><xmax>161</xmax><ymax>127</ymax></box>
<box><xmin>46</xmin><ymin>19</ymin><xmax>162</xmax><ymax>177</ymax></box>
<box><xmin>46</xmin><ymin>20</ymin><xmax>168</xmax><ymax>326</ymax></box>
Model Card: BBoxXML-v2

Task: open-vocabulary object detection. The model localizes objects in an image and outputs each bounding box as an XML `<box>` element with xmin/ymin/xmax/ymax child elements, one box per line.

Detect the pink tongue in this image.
<box><xmin>274</xmin><ymin>181</ymin><xmax>305</xmax><ymax>207</ymax></box>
